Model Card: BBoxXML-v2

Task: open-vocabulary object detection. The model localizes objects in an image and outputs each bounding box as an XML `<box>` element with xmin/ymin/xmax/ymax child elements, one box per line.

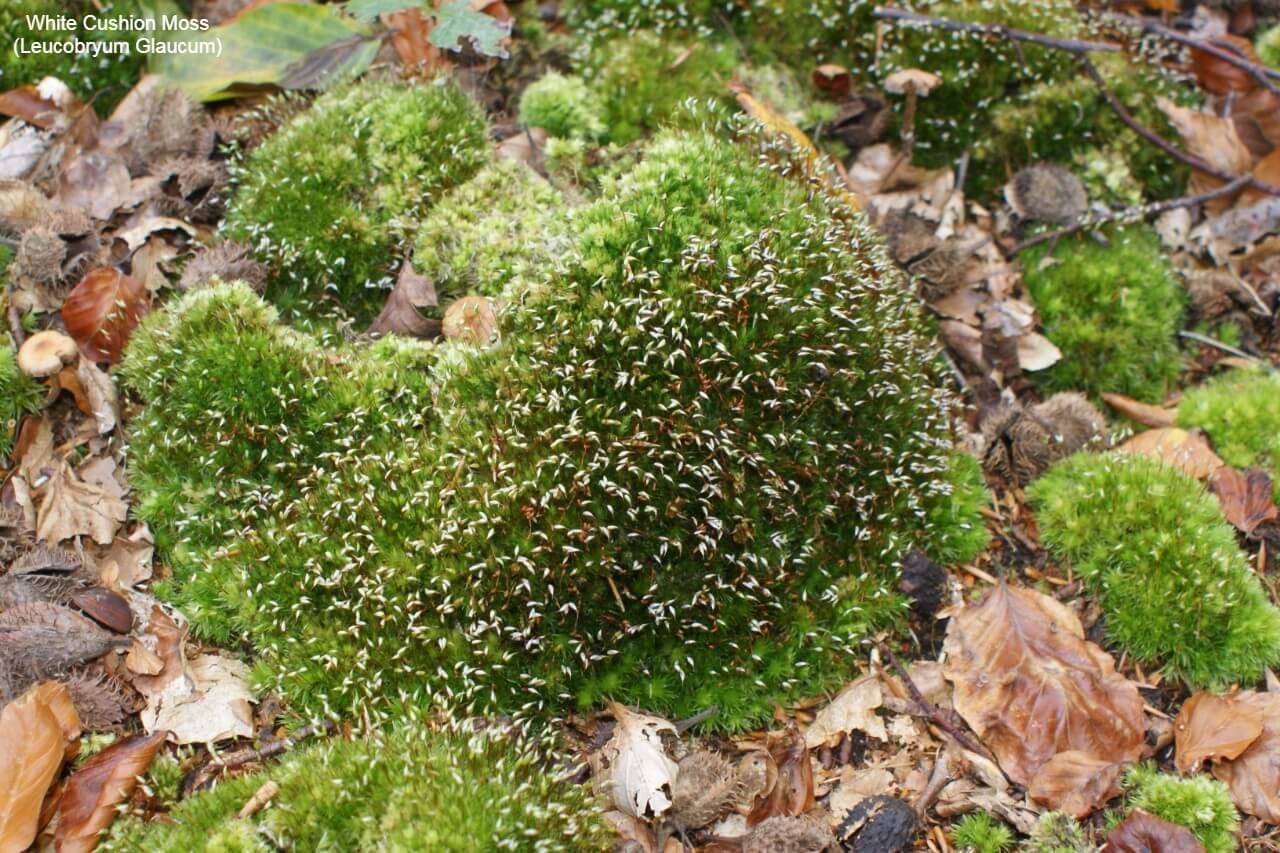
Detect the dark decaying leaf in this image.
<box><xmin>1174</xmin><ymin>691</ymin><xmax>1264</xmax><ymax>774</ymax></box>
<box><xmin>748</xmin><ymin>724</ymin><xmax>814</xmax><ymax>825</ymax></box>
<box><xmin>61</xmin><ymin>268</ymin><xmax>150</xmax><ymax>364</ymax></box>
<box><xmin>1102</xmin><ymin>809</ymin><xmax>1205</xmax><ymax>853</ymax></box>
<box><xmin>55</xmin><ymin>729</ymin><xmax>168</xmax><ymax>853</ymax></box>
<box><xmin>942</xmin><ymin>584</ymin><xmax>1145</xmax><ymax>788</ymax></box>
<box><xmin>1208</xmin><ymin>467</ymin><xmax>1278</xmax><ymax>535</ymax></box>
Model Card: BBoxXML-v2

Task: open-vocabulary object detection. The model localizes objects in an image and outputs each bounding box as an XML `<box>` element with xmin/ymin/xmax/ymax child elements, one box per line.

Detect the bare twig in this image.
<box><xmin>1011</xmin><ymin>174</ymin><xmax>1252</xmax><ymax>253</ymax></box>
<box><xmin>873</xmin><ymin>7</ymin><xmax>1122</xmax><ymax>55</ymax></box>
<box><xmin>1104</xmin><ymin>12</ymin><xmax>1280</xmax><ymax>94</ymax></box>
<box><xmin>673</xmin><ymin>705</ymin><xmax>718</xmax><ymax>734</ymax></box>
<box><xmin>183</xmin><ymin>720</ymin><xmax>339</xmax><ymax>795</ymax></box>
<box><xmin>1178</xmin><ymin>329</ymin><xmax>1262</xmax><ymax>362</ymax></box>
<box><xmin>877</xmin><ymin>642</ymin><xmax>994</xmax><ymax>762</ymax></box>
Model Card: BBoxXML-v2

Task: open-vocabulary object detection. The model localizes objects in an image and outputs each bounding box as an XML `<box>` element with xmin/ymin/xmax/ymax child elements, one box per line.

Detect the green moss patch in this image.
<box><xmin>1028</xmin><ymin>452</ymin><xmax>1280</xmax><ymax>689</ymax></box>
<box><xmin>1124</xmin><ymin>764</ymin><xmax>1239</xmax><ymax>853</ymax></box>
<box><xmin>1177</xmin><ymin>368</ymin><xmax>1280</xmax><ymax>493</ymax></box>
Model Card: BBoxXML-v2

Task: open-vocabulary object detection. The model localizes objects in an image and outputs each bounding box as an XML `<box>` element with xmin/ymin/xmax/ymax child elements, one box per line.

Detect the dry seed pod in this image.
<box><xmin>0</xmin><ymin>601</ymin><xmax>122</xmax><ymax>679</ymax></box>
<box><xmin>1032</xmin><ymin>392</ymin><xmax>1108</xmax><ymax>455</ymax></box>
<box><xmin>1005</xmin><ymin>164</ymin><xmax>1087</xmax><ymax>225</ymax></box>
<box><xmin>980</xmin><ymin>393</ymin><xmax>1108</xmax><ymax>485</ymax></box>
<box><xmin>13</xmin><ymin>226</ymin><xmax>67</xmax><ymax>285</ymax></box>
<box><xmin>62</xmin><ymin>670</ymin><xmax>131</xmax><ymax>729</ymax></box>
<box><xmin>742</xmin><ymin>812</ymin><xmax>836</xmax><ymax>853</ymax></box>
<box><xmin>178</xmin><ymin>242</ymin><xmax>267</xmax><ymax>292</ymax></box>
<box><xmin>670</xmin><ymin>750</ymin><xmax>739</xmax><ymax>831</ymax></box>
<box><xmin>11</xmin><ymin>543</ymin><xmax>93</xmax><ymax>577</ymax></box>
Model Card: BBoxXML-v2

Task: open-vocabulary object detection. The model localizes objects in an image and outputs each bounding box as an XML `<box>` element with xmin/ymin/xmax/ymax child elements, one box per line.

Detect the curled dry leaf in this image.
<box><xmin>1102</xmin><ymin>809</ymin><xmax>1205</xmax><ymax>853</ymax></box>
<box><xmin>35</xmin><ymin>461</ymin><xmax>128</xmax><ymax>545</ymax></box>
<box><xmin>1117</xmin><ymin>428</ymin><xmax>1224</xmax><ymax>480</ymax></box>
<box><xmin>1100</xmin><ymin>393</ymin><xmax>1178</xmax><ymax>429</ymax></box>
<box><xmin>595</xmin><ymin>702</ymin><xmax>679</xmax><ymax>820</ymax></box>
<box><xmin>942</xmin><ymin>584</ymin><xmax>1145</xmax><ymax>788</ymax></box>
<box><xmin>140</xmin><ymin>653</ymin><xmax>254</xmax><ymax>745</ymax></box>
<box><xmin>1208</xmin><ymin>467</ymin><xmax>1278</xmax><ymax>535</ymax></box>
<box><xmin>61</xmin><ymin>267</ymin><xmax>150</xmax><ymax>365</ymax></box>
<box><xmin>369</xmin><ymin>258</ymin><xmax>440</xmax><ymax>339</ymax></box>
<box><xmin>55</xmin><ymin>729</ymin><xmax>167</xmax><ymax>853</ymax></box>
<box><xmin>1208</xmin><ymin>690</ymin><xmax>1280</xmax><ymax>823</ymax></box>
<box><xmin>1027</xmin><ymin>750</ymin><xmax>1126</xmax><ymax>818</ymax></box>
<box><xmin>0</xmin><ymin>681</ymin><xmax>81</xmax><ymax>853</ymax></box>
<box><xmin>748</xmin><ymin>724</ymin><xmax>814</xmax><ymax>825</ymax></box>
<box><xmin>1174</xmin><ymin>692</ymin><xmax>1263</xmax><ymax>774</ymax></box>
<box><xmin>1157</xmin><ymin>97</ymin><xmax>1252</xmax><ymax>201</ymax></box>
<box><xmin>804</xmin><ymin>674</ymin><xmax>885</xmax><ymax>749</ymax></box>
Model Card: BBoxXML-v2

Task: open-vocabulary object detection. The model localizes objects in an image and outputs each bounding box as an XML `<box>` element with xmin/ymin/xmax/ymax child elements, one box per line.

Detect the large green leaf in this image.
<box><xmin>154</xmin><ymin>4</ymin><xmax>379</xmax><ymax>102</ymax></box>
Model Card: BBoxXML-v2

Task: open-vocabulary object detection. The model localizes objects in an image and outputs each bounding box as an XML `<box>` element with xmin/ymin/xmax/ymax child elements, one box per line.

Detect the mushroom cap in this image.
<box><xmin>442</xmin><ymin>296</ymin><xmax>498</xmax><ymax>345</ymax></box>
<box><xmin>883</xmin><ymin>68</ymin><xmax>942</xmax><ymax>96</ymax></box>
<box><xmin>18</xmin><ymin>330</ymin><xmax>78</xmax><ymax>378</ymax></box>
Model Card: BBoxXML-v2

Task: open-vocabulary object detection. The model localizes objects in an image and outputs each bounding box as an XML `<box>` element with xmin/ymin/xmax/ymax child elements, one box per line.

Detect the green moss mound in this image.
<box><xmin>1177</xmin><ymin>368</ymin><xmax>1280</xmax><ymax>493</ymax></box>
<box><xmin>0</xmin><ymin>0</ymin><xmax>146</xmax><ymax>114</ymax></box>
<box><xmin>125</xmin><ymin>128</ymin><xmax>979</xmax><ymax>729</ymax></box>
<box><xmin>1022</xmin><ymin>225</ymin><xmax>1184</xmax><ymax>403</ymax></box>
<box><xmin>0</xmin><ymin>343</ymin><xmax>42</xmax><ymax>458</ymax></box>
<box><xmin>103</xmin><ymin>721</ymin><xmax>608</xmax><ymax>852</ymax></box>
<box><xmin>951</xmin><ymin>811</ymin><xmax>1015</xmax><ymax>853</ymax></box>
<box><xmin>1028</xmin><ymin>452</ymin><xmax>1280</xmax><ymax>689</ymax></box>
<box><xmin>1124</xmin><ymin>764</ymin><xmax>1238</xmax><ymax>853</ymax></box>
<box><xmin>223</xmin><ymin>78</ymin><xmax>489</xmax><ymax>320</ymax></box>
<box><xmin>1258</xmin><ymin>24</ymin><xmax>1280</xmax><ymax>69</ymax></box>
<box><xmin>412</xmin><ymin>159</ymin><xmax>572</xmax><ymax>304</ymax></box>
<box><xmin>519</xmin><ymin>72</ymin><xmax>606</xmax><ymax>141</ymax></box>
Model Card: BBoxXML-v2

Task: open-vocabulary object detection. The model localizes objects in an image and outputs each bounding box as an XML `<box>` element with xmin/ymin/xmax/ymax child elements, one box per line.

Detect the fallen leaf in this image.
<box><xmin>55</xmin><ymin>361</ymin><xmax>119</xmax><ymax>435</ymax></box>
<box><xmin>1157</xmin><ymin>97</ymin><xmax>1252</xmax><ymax>204</ymax></box>
<box><xmin>35</xmin><ymin>461</ymin><xmax>128</xmax><ymax>545</ymax></box>
<box><xmin>595</xmin><ymin>703</ymin><xmax>679</xmax><ymax>820</ymax></box>
<box><xmin>942</xmin><ymin>584</ymin><xmax>1145</xmax><ymax>788</ymax></box>
<box><xmin>827</xmin><ymin>766</ymin><xmax>894</xmax><ymax>822</ymax></box>
<box><xmin>1209</xmin><ymin>690</ymin><xmax>1280</xmax><ymax>822</ymax></box>
<box><xmin>139</xmin><ymin>653</ymin><xmax>254</xmax><ymax>745</ymax></box>
<box><xmin>1174</xmin><ymin>692</ymin><xmax>1263</xmax><ymax>774</ymax></box>
<box><xmin>1101</xmin><ymin>393</ymin><xmax>1178</xmax><ymax>428</ymax></box>
<box><xmin>369</xmin><ymin>257</ymin><xmax>441</xmax><ymax>339</ymax></box>
<box><xmin>62</xmin><ymin>268</ymin><xmax>149</xmax><ymax>364</ymax></box>
<box><xmin>57</xmin><ymin>151</ymin><xmax>132</xmax><ymax>221</ymax></box>
<box><xmin>804</xmin><ymin>674</ymin><xmax>885</xmax><ymax>748</ymax></box>
<box><xmin>93</xmin><ymin>523</ymin><xmax>154</xmax><ymax>589</ymax></box>
<box><xmin>442</xmin><ymin>295</ymin><xmax>497</xmax><ymax>345</ymax></box>
<box><xmin>1102</xmin><ymin>809</ymin><xmax>1205</xmax><ymax>853</ymax></box>
<box><xmin>127</xmin><ymin>606</ymin><xmax>186</xmax><ymax>695</ymax></box>
<box><xmin>1189</xmin><ymin>35</ymin><xmax>1261</xmax><ymax>95</ymax></box>
<box><xmin>1117</xmin><ymin>428</ymin><xmax>1224</xmax><ymax>480</ymax></box>
<box><xmin>428</xmin><ymin>0</ymin><xmax>512</xmax><ymax>59</ymax></box>
<box><xmin>601</xmin><ymin>810</ymin><xmax>657</xmax><ymax>853</ymax></box>
<box><xmin>748</xmin><ymin>725</ymin><xmax>814</xmax><ymax>825</ymax></box>
<box><xmin>1016</xmin><ymin>332</ymin><xmax>1062</xmax><ymax>372</ymax></box>
<box><xmin>0</xmin><ymin>86</ymin><xmax>59</xmax><ymax>128</ymax></box>
<box><xmin>0</xmin><ymin>682</ymin><xmax>81</xmax><ymax>853</ymax></box>
<box><xmin>54</xmin><ymin>729</ymin><xmax>167</xmax><ymax>853</ymax></box>
<box><xmin>1208</xmin><ymin>467</ymin><xmax>1277</xmax><ymax>535</ymax></box>
<box><xmin>1027</xmin><ymin>751</ymin><xmax>1125</xmax><ymax>818</ymax></box>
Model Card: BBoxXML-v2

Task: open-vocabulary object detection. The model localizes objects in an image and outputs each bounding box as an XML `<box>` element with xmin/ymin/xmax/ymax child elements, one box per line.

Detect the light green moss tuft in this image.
<box><xmin>1258</xmin><ymin>24</ymin><xmax>1280</xmax><ymax>68</ymax></box>
<box><xmin>1027</xmin><ymin>452</ymin><xmax>1280</xmax><ymax>688</ymax></box>
<box><xmin>519</xmin><ymin>72</ymin><xmax>607</xmax><ymax>140</ymax></box>
<box><xmin>1177</xmin><ymin>368</ymin><xmax>1280</xmax><ymax>494</ymax></box>
<box><xmin>412</xmin><ymin>159</ymin><xmax>573</xmax><ymax>304</ymax></box>
<box><xmin>1025</xmin><ymin>811</ymin><xmax>1087</xmax><ymax>853</ymax></box>
<box><xmin>1022</xmin><ymin>225</ymin><xmax>1184</xmax><ymax>403</ymax></box>
<box><xmin>103</xmin><ymin>721</ymin><xmax>608</xmax><ymax>852</ymax></box>
<box><xmin>223</xmin><ymin>78</ymin><xmax>489</xmax><ymax>320</ymax></box>
<box><xmin>952</xmin><ymin>812</ymin><xmax>1015</xmax><ymax>853</ymax></box>
<box><xmin>0</xmin><ymin>342</ymin><xmax>43</xmax><ymax>458</ymax></box>
<box><xmin>927</xmin><ymin>451</ymin><xmax>991</xmax><ymax>565</ymax></box>
<box><xmin>1124</xmin><ymin>764</ymin><xmax>1238</xmax><ymax>853</ymax></box>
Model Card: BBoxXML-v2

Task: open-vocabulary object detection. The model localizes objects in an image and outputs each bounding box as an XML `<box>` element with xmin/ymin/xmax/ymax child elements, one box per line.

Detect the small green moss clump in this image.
<box><xmin>103</xmin><ymin>721</ymin><xmax>608</xmax><ymax>852</ymax></box>
<box><xmin>1026</xmin><ymin>812</ymin><xmax>1087</xmax><ymax>853</ymax></box>
<box><xmin>951</xmin><ymin>812</ymin><xmax>1015</xmax><ymax>853</ymax></box>
<box><xmin>1022</xmin><ymin>225</ymin><xmax>1184</xmax><ymax>403</ymax></box>
<box><xmin>223</xmin><ymin>78</ymin><xmax>489</xmax><ymax>320</ymax></box>
<box><xmin>519</xmin><ymin>72</ymin><xmax>606</xmax><ymax>140</ymax></box>
<box><xmin>928</xmin><ymin>451</ymin><xmax>991</xmax><ymax>565</ymax></box>
<box><xmin>0</xmin><ymin>0</ymin><xmax>146</xmax><ymax>114</ymax></box>
<box><xmin>1177</xmin><ymin>368</ymin><xmax>1280</xmax><ymax>492</ymax></box>
<box><xmin>1028</xmin><ymin>452</ymin><xmax>1280</xmax><ymax>688</ymax></box>
<box><xmin>0</xmin><ymin>344</ymin><xmax>43</xmax><ymax>458</ymax></box>
<box><xmin>412</xmin><ymin>160</ymin><xmax>572</xmax><ymax>304</ymax></box>
<box><xmin>1124</xmin><ymin>764</ymin><xmax>1239</xmax><ymax>853</ymax></box>
<box><xmin>1258</xmin><ymin>24</ymin><xmax>1280</xmax><ymax>68</ymax></box>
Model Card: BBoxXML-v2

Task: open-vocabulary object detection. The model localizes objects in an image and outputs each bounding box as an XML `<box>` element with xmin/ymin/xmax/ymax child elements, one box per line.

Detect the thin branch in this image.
<box><xmin>183</xmin><ymin>720</ymin><xmax>339</xmax><ymax>796</ymax></box>
<box><xmin>1178</xmin><ymin>330</ymin><xmax>1262</xmax><ymax>362</ymax></box>
<box><xmin>1080</xmin><ymin>57</ymin><xmax>1280</xmax><ymax>198</ymax></box>
<box><xmin>1104</xmin><ymin>12</ymin><xmax>1280</xmax><ymax>94</ymax></box>
<box><xmin>878</xmin><ymin>642</ymin><xmax>994</xmax><ymax>762</ymax></box>
<box><xmin>873</xmin><ymin>7</ymin><xmax>1122</xmax><ymax>55</ymax></box>
<box><xmin>1011</xmin><ymin>174</ymin><xmax>1252</xmax><ymax>254</ymax></box>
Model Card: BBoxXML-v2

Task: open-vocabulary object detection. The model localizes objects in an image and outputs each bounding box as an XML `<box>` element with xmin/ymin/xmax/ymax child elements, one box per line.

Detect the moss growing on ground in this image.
<box><xmin>1258</xmin><ymin>24</ymin><xmax>1280</xmax><ymax>69</ymax></box>
<box><xmin>1124</xmin><ymin>764</ymin><xmax>1239</xmax><ymax>853</ymax></box>
<box><xmin>103</xmin><ymin>721</ymin><xmax>608</xmax><ymax>852</ymax></box>
<box><xmin>519</xmin><ymin>72</ymin><xmax>607</xmax><ymax>141</ymax></box>
<box><xmin>1028</xmin><ymin>452</ymin><xmax>1280</xmax><ymax>689</ymax></box>
<box><xmin>928</xmin><ymin>451</ymin><xmax>991</xmax><ymax>565</ymax></box>
<box><xmin>412</xmin><ymin>160</ymin><xmax>572</xmax><ymax>304</ymax></box>
<box><xmin>223</xmin><ymin>78</ymin><xmax>489</xmax><ymax>320</ymax></box>
<box><xmin>0</xmin><ymin>344</ymin><xmax>42</xmax><ymax>458</ymax></box>
<box><xmin>0</xmin><ymin>0</ymin><xmax>146</xmax><ymax>114</ymax></box>
<box><xmin>1177</xmin><ymin>368</ymin><xmax>1280</xmax><ymax>493</ymax></box>
<box><xmin>951</xmin><ymin>812</ymin><xmax>1015</xmax><ymax>853</ymax></box>
<box><xmin>1022</xmin><ymin>225</ymin><xmax>1184</xmax><ymax>403</ymax></box>
<box><xmin>125</xmin><ymin>127</ymin><xmax>980</xmax><ymax>729</ymax></box>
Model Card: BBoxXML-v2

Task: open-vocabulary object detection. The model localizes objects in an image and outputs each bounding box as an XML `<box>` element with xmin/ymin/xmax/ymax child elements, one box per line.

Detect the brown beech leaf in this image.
<box><xmin>0</xmin><ymin>85</ymin><xmax>60</xmax><ymax>128</ymax></box>
<box><xmin>61</xmin><ymin>268</ymin><xmax>149</xmax><ymax>365</ymax></box>
<box><xmin>55</xmin><ymin>729</ymin><xmax>167</xmax><ymax>853</ymax></box>
<box><xmin>1189</xmin><ymin>35</ymin><xmax>1261</xmax><ymax>95</ymax></box>
<box><xmin>1104</xmin><ymin>809</ymin><xmax>1205</xmax><ymax>853</ymax></box>
<box><xmin>1210</xmin><ymin>690</ymin><xmax>1280</xmax><ymax>823</ymax></box>
<box><xmin>1100</xmin><ymin>393</ymin><xmax>1177</xmax><ymax>428</ymax></box>
<box><xmin>369</xmin><ymin>258</ymin><xmax>440</xmax><ymax>339</ymax></box>
<box><xmin>0</xmin><ymin>682</ymin><xmax>81</xmax><ymax>853</ymax></box>
<box><xmin>748</xmin><ymin>724</ymin><xmax>814</xmax><ymax>825</ymax></box>
<box><xmin>1028</xmin><ymin>751</ymin><xmax>1126</xmax><ymax>818</ymax></box>
<box><xmin>1208</xmin><ymin>467</ymin><xmax>1278</xmax><ymax>535</ymax></box>
<box><xmin>1117</xmin><ymin>428</ymin><xmax>1223</xmax><ymax>480</ymax></box>
<box><xmin>1174</xmin><ymin>692</ymin><xmax>1263</xmax><ymax>774</ymax></box>
<box><xmin>942</xmin><ymin>584</ymin><xmax>1145</xmax><ymax>787</ymax></box>
<box><xmin>35</xmin><ymin>461</ymin><xmax>128</xmax><ymax>545</ymax></box>
<box><xmin>1157</xmin><ymin>97</ymin><xmax>1252</xmax><ymax>205</ymax></box>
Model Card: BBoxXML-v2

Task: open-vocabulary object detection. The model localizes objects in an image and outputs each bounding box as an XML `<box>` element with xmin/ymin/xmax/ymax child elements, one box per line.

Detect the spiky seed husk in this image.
<box><xmin>1005</xmin><ymin>164</ymin><xmax>1087</xmax><ymax>225</ymax></box>
<box><xmin>11</xmin><ymin>543</ymin><xmax>93</xmax><ymax>577</ymax></box>
<box><xmin>0</xmin><ymin>572</ymin><xmax>86</xmax><ymax>608</ymax></box>
<box><xmin>670</xmin><ymin>749</ymin><xmax>739</xmax><ymax>830</ymax></box>
<box><xmin>13</xmin><ymin>226</ymin><xmax>66</xmax><ymax>285</ymax></box>
<box><xmin>1032</xmin><ymin>392</ymin><xmax>1108</xmax><ymax>454</ymax></box>
<box><xmin>63</xmin><ymin>670</ymin><xmax>131</xmax><ymax>730</ymax></box>
<box><xmin>0</xmin><ymin>601</ymin><xmax>121</xmax><ymax>680</ymax></box>
<box><xmin>742</xmin><ymin>812</ymin><xmax>836</xmax><ymax>853</ymax></box>
<box><xmin>979</xmin><ymin>393</ymin><xmax>1107</xmax><ymax>486</ymax></box>
<box><xmin>178</xmin><ymin>242</ymin><xmax>268</xmax><ymax>292</ymax></box>
<box><xmin>0</xmin><ymin>180</ymin><xmax>53</xmax><ymax>235</ymax></box>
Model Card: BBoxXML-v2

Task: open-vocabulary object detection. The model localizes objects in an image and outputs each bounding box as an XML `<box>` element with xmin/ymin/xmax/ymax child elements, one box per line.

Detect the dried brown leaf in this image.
<box><xmin>369</xmin><ymin>258</ymin><xmax>441</xmax><ymax>339</ymax></box>
<box><xmin>1174</xmin><ymin>691</ymin><xmax>1263</xmax><ymax>774</ymax></box>
<box><xmin>1103</xmin><ymin>809</ymin><xmax>1205</xmax><ymax>853</ymax></box>
<box><xmin>1100</xmin><ymin>393</ymin><xmax>1177</xmax><ymax>428</ymax></box>
<box><xmin>1209</xmin><ymin>690</ymin><xmax>1280</xmax><ymax>822</ymax></box>
<box><xmin>61</xmin><ymin>268</ymin><xmax>149</xmax><ymax>364</ymax></box>
<box><xmin>1157</xmin><ymin>97</ymin><xmax>1252</xmax><ymax>205</ymax></box>
<box><xmin>1208</xmin><ymin>467</ymin><xmax>1277</xmax><ymax>535</ymax></box>
<box><xmin>35</xmin><ymin>461</ymin><xmax>128</xmax><ymax>545</ymax></box>
<box><xmin>804</xmin><ymin>674</ymin><xmax>885</xmax><ymax>748</ymax></box>
<box><xmin>1117</xmin><ymin>427</ymin><xmax>1224</xmax><ymax>480</ymax></box>
<box><xmin>1027</xmin><ymin>750</ymin><xmax>1125</xmax><ymax>817</ymax></box>
<box><xmin>0</xmin><ymin>86</ymin><xmax>59</xmax><ymax>128</ymax></box>
<box><xmin>58</xmin><ymin>152</ymin><xmax>133</xmax><ymax>222</ymax></box>
<box><xmin>0</xmin><ymin>682</ymin><xmax>81</xmax><ymax>853</ymax></box>
<box><xmin>1189</xmin><ymin>35</ymin><xmax>1260</xmax><ymax>95</ymax></box>
<box><xmin>748</xmin><ymin>724</ymin><xmax>814</xmax><ymax>825</ymax></box>
<box><xmin>55</xmin><ymin>729</ymin><xmax>167</xmax><ymax>853</ymax></box>
<box><xmin>942</xmin><ymin>584</ymin><xmax>1145</xmax><ymax>787</ymax></box>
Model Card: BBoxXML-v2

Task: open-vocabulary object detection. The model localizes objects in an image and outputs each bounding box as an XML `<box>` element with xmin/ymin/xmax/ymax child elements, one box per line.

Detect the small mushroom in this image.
<box><xmin>882</xmin><ymin>69</ymin><xmax>941</xmax><ymax>156</ymax></box>
<box><xmin>18</xmin><ymin>330</ymin><xmax>78</xmax><ymax>378</ymax></box>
